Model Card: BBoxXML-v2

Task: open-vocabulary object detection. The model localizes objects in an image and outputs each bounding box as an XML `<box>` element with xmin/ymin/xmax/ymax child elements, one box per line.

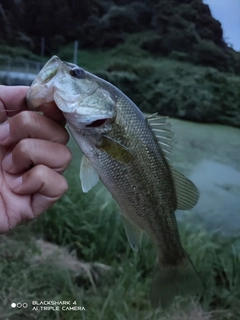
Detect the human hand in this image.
<box><xmin>0</xmin><ymin>85</ymin><xmax>72</xmax><ymax>233</ymax></box>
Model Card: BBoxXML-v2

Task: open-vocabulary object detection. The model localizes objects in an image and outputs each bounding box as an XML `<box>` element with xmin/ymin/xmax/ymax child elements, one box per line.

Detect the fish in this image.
<box><xmin>26</xmin><ymin>56</ymin><xmax>203</xmax><ymax>308</ymax></box>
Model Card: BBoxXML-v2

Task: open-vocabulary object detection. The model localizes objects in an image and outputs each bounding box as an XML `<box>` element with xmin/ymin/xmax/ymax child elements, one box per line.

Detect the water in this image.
<box><xmin>170</xmin><ymin>118</ymin><xmax>240</xmax><ymax>236</ymax></box>
<box><xmin>189</xmin><ymin>160</ymin><xmax>240</xmax><ymax>235</ymax></box>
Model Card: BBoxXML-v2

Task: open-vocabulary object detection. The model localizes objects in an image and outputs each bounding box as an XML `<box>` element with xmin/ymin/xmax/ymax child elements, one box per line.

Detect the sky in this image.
<box><xmin>204</xmin><ymin>0</ymin><xmax>240</xmax><ymax>51</ymax></box>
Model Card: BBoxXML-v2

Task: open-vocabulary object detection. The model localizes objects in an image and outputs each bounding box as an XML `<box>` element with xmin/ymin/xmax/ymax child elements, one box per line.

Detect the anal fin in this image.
<box><xmin>122</xmin><ymin>215</ymin><xmax>143</xmax><ymax>252</ymax></box>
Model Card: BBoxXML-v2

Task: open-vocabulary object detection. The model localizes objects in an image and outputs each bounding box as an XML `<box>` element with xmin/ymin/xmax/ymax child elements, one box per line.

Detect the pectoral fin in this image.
<box><xmin>171</xmin><ymin>167</ymin><xmax>199</xmax><ymax>210</ymax></box>
<box><xmin>99</xmin><ymin>136</ymin><xmax>133</xmax><ymax>164</ymax></box>
<box><xmin>80</xmin><ymin>154</ymin><xmax>99</xmax><ymax>193</ymax></box>
<box><xmin>122</xmin><ymin>215</ymin><xmax>143</xmax><ymax>252</ymax></box>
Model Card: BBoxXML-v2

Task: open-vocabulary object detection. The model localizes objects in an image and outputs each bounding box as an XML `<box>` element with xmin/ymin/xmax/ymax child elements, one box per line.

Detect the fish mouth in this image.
<box><xmin>86</xmin><ymin>118</ymin><xmax>108</xmax><ymax>127</ymax></box>
<box><xmin>26</xmin><ymin>56</ymin><xmax>61</xmax><ymax>110</ymax></box>
<box><xmin>64</xmin><ymin>112</ymin><xmax>111</xmax><ymax>130</ymax></box>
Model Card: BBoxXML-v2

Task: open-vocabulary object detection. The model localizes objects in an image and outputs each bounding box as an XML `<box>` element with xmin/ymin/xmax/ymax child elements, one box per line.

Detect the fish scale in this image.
<box><xmin>74</xmin><ymin>91</ymin><xmax>188</xmax><ymax>273</ymax></box>
<box><xmin>26</xmin><ymin>55</ymin><xmax>203</xmax><ymax>308</ymax></box>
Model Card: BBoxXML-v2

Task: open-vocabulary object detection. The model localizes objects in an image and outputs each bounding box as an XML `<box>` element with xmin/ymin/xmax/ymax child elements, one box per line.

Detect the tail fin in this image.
<box><xmin>151</xmin><ymin>253</ymin><xmax>203</xmax><ymax>309</ymax></box>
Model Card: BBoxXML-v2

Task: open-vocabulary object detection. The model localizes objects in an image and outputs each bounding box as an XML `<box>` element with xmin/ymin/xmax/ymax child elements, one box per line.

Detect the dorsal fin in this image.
<box><xmin>146</xmin><ymin>114</ymin><xmax>174</xmax><ymax>160</ymax></box>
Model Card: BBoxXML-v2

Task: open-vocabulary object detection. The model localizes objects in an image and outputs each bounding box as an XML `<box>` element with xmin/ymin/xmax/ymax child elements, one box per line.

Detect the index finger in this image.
<box><xmin>0</xmin><ymin>85</ymin><xmax>66</xmax><ymax>125</ymax></box>
<box><xmin>0</xmin><ymin>85</ymin><xmax>28</xmax><ymax>122</ymax></box>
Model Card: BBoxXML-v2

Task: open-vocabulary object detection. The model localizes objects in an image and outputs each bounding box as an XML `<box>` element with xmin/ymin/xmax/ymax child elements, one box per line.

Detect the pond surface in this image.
<box><xmin>170</xmin><ymin>118</ymin><xmax>240</xmax><ymax>236</ymax></box>
<box><xmin>188</xmin><ymin>160</ymin><xmax>240</xmax><ymax>235</ymax></box>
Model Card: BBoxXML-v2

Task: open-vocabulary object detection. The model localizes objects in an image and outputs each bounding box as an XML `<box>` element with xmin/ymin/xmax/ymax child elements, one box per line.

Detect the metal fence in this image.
<box><xmin>0</xmin><ymin>55</ymin><xmax>44</xmax><ymax>85</ymax></box>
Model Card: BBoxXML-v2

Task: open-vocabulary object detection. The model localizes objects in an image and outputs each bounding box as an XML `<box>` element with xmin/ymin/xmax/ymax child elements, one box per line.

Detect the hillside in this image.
<box><xmin>0</xmin><ymin>0</ymin><xmax>240</xmax><ymax>126</ymax></box>
<box><xmin>1</xmin><ymin>0</ymin><xmax>240</xmax><ymax>73</ymax></box>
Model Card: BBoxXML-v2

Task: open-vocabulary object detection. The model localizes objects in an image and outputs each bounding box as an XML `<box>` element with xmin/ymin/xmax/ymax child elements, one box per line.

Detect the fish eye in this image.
<box><xmin>70</xmin><ymin>67</ymin><xmax>86</xmax><ymax>79</ymax></box>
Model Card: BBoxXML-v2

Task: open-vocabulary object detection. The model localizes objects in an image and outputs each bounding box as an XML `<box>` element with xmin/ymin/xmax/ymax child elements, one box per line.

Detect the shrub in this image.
<box><xmin>191</xmin><ymin>40</ymin><xmax>231</xmax><ymax>72</ymax></box>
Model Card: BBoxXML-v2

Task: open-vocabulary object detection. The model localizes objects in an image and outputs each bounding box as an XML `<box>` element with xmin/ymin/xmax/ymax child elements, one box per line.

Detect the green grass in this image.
<box><xmin>0</xmin><ymin>139</ymin><xmax>240</xmax><ymax>319</ymax></box>
<box><xmin>1</xmin><ymin>41</ymin><xmax>240</xmax><ymax>317</ymax></box>
<box><xmin>56</xmin><ymin>45</ymin><xmax>111</xmax><ymax>72</ymax></box>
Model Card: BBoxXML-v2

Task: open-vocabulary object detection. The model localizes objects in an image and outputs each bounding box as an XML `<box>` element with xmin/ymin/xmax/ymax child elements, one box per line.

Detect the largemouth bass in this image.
<box><xmin>26</xmin><ymin>56</ymin><xmax>203</xmax><ymax>308</ymax></box>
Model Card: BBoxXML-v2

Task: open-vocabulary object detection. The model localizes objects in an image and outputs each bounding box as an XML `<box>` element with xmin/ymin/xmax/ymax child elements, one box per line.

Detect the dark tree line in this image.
<box><xmin>0</xmin><ymin>0</ymin><xmax>239</xmax><ymax>73</ymax></box>
<box><xmin>0</xmin><ymin>0</ymin><xmax>92</xmax><ymax>52</ymax></box>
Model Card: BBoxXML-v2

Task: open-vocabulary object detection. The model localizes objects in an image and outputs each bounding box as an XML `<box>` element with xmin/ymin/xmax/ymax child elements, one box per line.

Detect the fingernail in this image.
<box><xmin>2</xmin><ymin>152</ymin><xmax>13</xmax><ymax>171</ymax></box>
<box><xmin>10</xmin><ymin>176</ymin><xmax>22</xmax><ymax>190</ymax></box>
<box><xmin>0</xmin><ymin>122</ymin><xmax>9</xmax><ymax>142</ymax></box>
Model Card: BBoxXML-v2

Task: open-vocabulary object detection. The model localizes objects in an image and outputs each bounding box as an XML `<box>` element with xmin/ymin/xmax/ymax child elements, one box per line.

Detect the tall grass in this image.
<box><xmin>0</xmin><ymin>139</ymin><xmax>239</xmax><ymax>319</ymax></box>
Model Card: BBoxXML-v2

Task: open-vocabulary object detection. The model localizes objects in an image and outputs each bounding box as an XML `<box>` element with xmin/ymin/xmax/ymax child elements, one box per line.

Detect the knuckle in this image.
<box><xmin>55</xmin><ymin>145</ymin><xmax>72</xmax><ymax>172</ymax></box>
<box><xmin>33</xmin><ymin>164</ymin><xmax>48</xmax><ymax>179</ymax></box>
<box><xmin>58</xmin><ymin>129</ymin><xmax>70</xmax><ymax>145</ymax></box>
<box><xmin>33</xmin><ymin>164</ymin><xmax>68</xmax><ymax>195</ymax></box>
<box><xmin>15</xmin><ymin>138</ymin><xmax>30</xmax><ymax>156</ymax></box>
<box><xmin>17</xmin><ymin>110</ymin><xmax>35</xmax><ymax>128</ymax></box>
<box><xmin>59</xmin><ymin>177</ymin><xmax>68</xmax><ymax>195</ymax></box>
<box><xmin>63</xmin><ymin>146</ymin><xmax>72</xmax><ymax>166</ymax></box>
